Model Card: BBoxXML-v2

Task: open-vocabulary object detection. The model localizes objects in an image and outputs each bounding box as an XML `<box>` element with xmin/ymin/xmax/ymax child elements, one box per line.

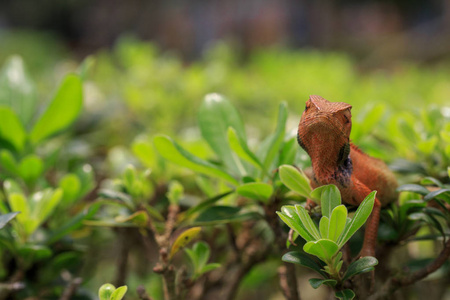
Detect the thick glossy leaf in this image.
<box><xmin>99</xmin><ymin>283</ymin><xmax>116</xmax><ymax>300</ymax></box>
<box><xmin>198</xmin><ymin>94</ymin><xmax>246</xmax><ymax>175</ymax></box>
<box><xmin>181</xmin><ymin>190</ymin><xmax>234</xmax><ymax>222</ymax></box>
<box><xmin>169</xmin><ymin>227</ymin><xmax>201</xmax><ymax>259</ymax></box>
<box><xmin>19</xmin><ymin>155</ymin><xmax>44</xmax><ymax>185</ymax></box>
<box><xmin>278</xmin><ymin>206</ymin><xmax>316</xmax><ymax>242</ymax></box>
<box><xmin>115</xmin><ymin>211</ymin><xmax>149</xmax><ymax>227</ymax></box>
<box><xmin>335</xmin><ymin>289</ymin><xmax>355</xmax><ymax>300</ymax></box>
<box><xmin>311</xmin><ymin>185</ymin><xmax>341</xmax><ymax>218</ymax></box>
<box><xmin>236</xmin><ymin>182</ymin><xmax>273</xmax><ymax>203</ymax></box>
<box><xmin>59</xmin><ymin>174</ymin><xmax>81</xmax><ymax>204</ymax></box>
<box><xmin>0</xmin><ymin>107</ymin><xmax>26</xmax><ymax>152</ymax></box>
<box><xmin>319</xmin><ymin>216</ymin><xmax>330</xmax><ymax>239</ymax></box>
<box><xmin>0</xmin><ymin>212</ymin><xmax>19</xmax><ymax>229</ymax></box>
<box><xmin>47</xmin><ymin>202</ymin><xmax>101</xmax><ymax>244</ymax></box>
<box><xmin>262</xmin><ymin>102</ymin><xmax>287</xmax><ymax>174</ymax></box>
<box><xmin>295</xmin><ymin>205</ymin><xmax>321</xmax><ymax>240</ymax></box>
<box><xmin>337</xmin><ymin>191</ymin><xmax>376</xmax><ymax>247</ymax></box>
<box><xmin>279</xmin><ymin>165</ymin><xmax>311</xmax><ymax>198</ymax></box>
<box><xmin>8</xmin><ymin>193</ymin><xmax>31</xmax><ymax>230</ymax></box>
<box><xmin>0</xmin><ymin>56</ymin><xmax>36</xmax><ymax>127</ymax></box>
<box><xmin>98</xmin><ymin>189</ymin><xmax>134</xmax><ymax>210</ymax></box>
<box><xmin>201</xmin><ymin>263</ymin><xmax>221</xmax><ymax>273</ymax></box>
<box><xmin>424</xmin><ymin>189</ymin><xmax>450</xmax><ymax>203</ymax></box>
<box><xmin>420</xmin><ymin>177</ymin><xmax>443</xmax><ymax>187</ymax></box>
<box><xmin>328</xmin><ymin>205</ymin><xmax>347</xmax><ymax>242</ymax></box>
<box><xmin>193</xmin><ymin>241</ymin><xmax>210</xmax><ymax>269</ymax></box>
<box><xmin>0</xmin><ymin>150</ymin><xmax>18</xmax><ymax>175</ymax></box>
<box><xmin>18</xmin><ymin>244</ymin><xmax>52</xmax><ymax>263</ymax></box>
<box><xmin>154</xmin><ymin>135</ymin><xmax>238</xmax><ymax>185</ymax></box>
<box><xmin>227</xmin><ymin>127</ymin><xmax>263</xmax><ymax>169</ymax></box>
<box><xmin>309</xmin><ymin>278</ymin><xmax>337</xmax><ymax>289</ymax></box>
<box><xmin>132</xmin><ymin>139</ymin><xmax>155</xmax><ymax>169</ymax></box>
<box><xmin>30</xmin><ymin>74</ymin><xmax>82</xmax><ymax>144</ymax></box>
<box><xmin>195</xmin><ymin>206</ymin><xmax>261</xmax><ymax>225</ymax></box>
<box><xmin>342</xmin><ymin>256</ymin><xmax>378</xmax><ymax>281</ymax></box>
<box><xmin>281</xmin><ymin>251</ymin><xmax>327</xmax><ymax>277</ymax></box>
<box><xmin>303</xmin><ymin>239</ymin><xmax>339</xmax><ymax>262</ymax></box>
<box><xmin>31</xmin><ymin>189</ymin><xmax>63</xmax><ymax>227</ymax></box>
<box><xmin>396</xmin><ymin>184</ymin><xmax>429</xmax><ymax>195</ymax></box>
<box><xmin>110</xmin><ymin>286</ymin><xmax>128</xmax><ymax>300</ymax></box>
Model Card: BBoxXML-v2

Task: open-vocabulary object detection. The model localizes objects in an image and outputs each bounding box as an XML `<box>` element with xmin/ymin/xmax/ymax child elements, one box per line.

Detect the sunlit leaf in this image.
<box><xmin>30</xmin><ymin>74</ymin><xmax>82</xmax><ymax>144</ymax></box>
<box><xmin>337</xmin><ymin>191</ymin><xmax>376</xmax><ymax>247</ymax></box>
<box><xmin>279</xmin><ymin>165</ymin><xmax>311</xmax><ymax>198</ymax></box>
<box><xmin>0</xmin><ymin>107</ymin><xmax>26</xmax><ymax>152</ymax></box>
<box><xmin>328</xmin><ymin>205</ymin><xmax>347</xmax><ymax>242</ymax></box>
<box><xmin>154</xmin><ymin>135</ymin><xmax>238</xmax><ymax>185</ymax></box>
<box><xmin>236</xmin><ymin>182</ymin><xmax>273</xmax><ymax>203</ymax></box>
<box><xmin>99</xmin><ymin>283</ymin><xmax>116</xmax><ymax>300</ymax></box>
<box><xmin>342</xmin><ymin>256</ymin><xmax>378</xmax><ymax>281</ymax></box>
<box><xmin>110</xmin><ymin>286</ymin><xmax>128</xmax><ymax>300</ymax></box>
<box><xmin>303</xmin><ymin>239</ymin><xmax>339</xmax><ymax>262</ymax></box>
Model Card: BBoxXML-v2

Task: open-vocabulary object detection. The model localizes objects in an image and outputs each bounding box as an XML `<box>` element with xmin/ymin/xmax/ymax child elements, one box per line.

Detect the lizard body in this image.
<box><xmin>297</xmin><ymin>95</ymin><xmax>398</xmax><ymax>257</ymax></box>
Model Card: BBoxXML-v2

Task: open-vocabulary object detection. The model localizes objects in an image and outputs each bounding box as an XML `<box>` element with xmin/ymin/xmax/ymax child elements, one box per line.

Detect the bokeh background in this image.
<box><xmin>0</xmin><ymin>1</ymin><xmax>449</xmax><ymax>299</ymax></box>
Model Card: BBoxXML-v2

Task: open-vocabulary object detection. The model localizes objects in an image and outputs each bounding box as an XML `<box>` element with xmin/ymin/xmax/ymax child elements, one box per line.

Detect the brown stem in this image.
<box><xmin>278</xmin><ymin>263</ymin><xmax>301</xmax><ymax>300</ymax></box>
<box><xmin>59</xmin><ymin>277</ymin><xmax>82</xmax><ymax>300</ymax></box>
<box><xmin>137</xmin><ymin>285</ymin><xmax>153</xmax><ymax>300</ymax></box>
<box><xmin>368</xmin><ymin>238</ymin><xmax>450</xmax><ymax>300</ymax></box>
<box><xmin>114</xmin><ymin>228</ymin><xmax>130</xmax><ymax>287</ymax></box>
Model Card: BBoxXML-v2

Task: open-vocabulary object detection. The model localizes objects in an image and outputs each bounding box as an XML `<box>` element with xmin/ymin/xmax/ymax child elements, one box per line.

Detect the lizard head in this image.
<box><xmin>297</xmin><ymin>95</ymin><xmax>352</xmax><ymax>160</ymax></box>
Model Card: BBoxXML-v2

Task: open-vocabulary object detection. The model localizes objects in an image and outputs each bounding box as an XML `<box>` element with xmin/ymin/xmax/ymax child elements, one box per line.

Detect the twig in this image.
<box><xmin>114</xmin><ymin>228</ymin><xmax>130</xmax><ymax>287</ymax></box>
<box><xmin>278</xmin><ymin>263</ymin><xmax>301</xmax><ymax>300</ymax></box>
<box><xmin>59</xmin><ymin>277</ymin><xmax>82</xmax><ymax>300</ymax></box>
<box><xmin>368</xmin><ymin>238</ymin><xmax>450</xmax><ymax>300</ymax></box>
<box><xmin>137</xmin><ymin>285</ymin><xmax>153</xmax><ymax>300</ymax></box>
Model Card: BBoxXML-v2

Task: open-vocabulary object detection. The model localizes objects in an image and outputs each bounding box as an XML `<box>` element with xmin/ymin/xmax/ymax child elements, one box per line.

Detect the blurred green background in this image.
<box><xmin>0</xmin><ymin>1</ymin><xmax>449</xmax><ymax>299</ymax></box>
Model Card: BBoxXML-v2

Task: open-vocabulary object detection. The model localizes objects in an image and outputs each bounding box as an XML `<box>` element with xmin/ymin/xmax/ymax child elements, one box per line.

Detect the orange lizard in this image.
<box><xmin>297</xmin><ymin>95</ymin><xmax>398</xmax><ymax>257</ymax></box>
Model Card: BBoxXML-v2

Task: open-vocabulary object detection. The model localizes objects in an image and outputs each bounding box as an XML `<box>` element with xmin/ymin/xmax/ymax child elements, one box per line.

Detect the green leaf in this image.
<box><xmin>154</xmin><ymin>135</ymin><xmax>238</xmax><ymax>185</ymax></box>
<box><xmin>279</xmin><ymin>137</ymin><xmax>298</xmax><ymax>166</ymax></box>
<box><xmin>198</xmin><ymin>94</ymin><xmax>247</xmax><ymax>175</ymax></box>
<box><xmin>424</xmin><ymin>189</ymin><xmax>450</xmax><ymax>203</ymax></box>
<box><xmin>328</xmin><ymin>205</ymin><xmax>347</xmax><ymax>242</ymax></box>
<box><xmin>19</xmin><ymin>155</ymin><xmax>44</xmax><ymax>185</ymax></box>
<box><xmin>8</xmin><ymin>193</ymin><xmax>30</xmax><ymax>227</ymax></box>
<box><xmin>303</xmin><ymin>239</ymin><xmax>339</xmax><ymax>262</ymax></box>
<box><xmin>0</xmin><ymin>107</ymin><xmax>26</xmax><ymax>152</ymax></box>
<box><xmin>236</xmin><ymin>182</ymin><xmax>273</xmax><ymax>203</ymax></box>
<box><xmin>0</xmin><ymin>56</ymin><xmax>36</xmax><ymax>127</ymax></box>
<box><xmin>312</xmin><ymin>185</ymin><xmax>341</xmax><ymax>218</ymax></box>
<box><xmin>0</xmin><ymin>212</ymin><xmax>19</xmax><ymax>229</ymax></box>
<box><xmin>99</xmin><ymin>283</ymin><xmax>116</xmax><ymax>300</ymax></box>
<box><xmin>335</xmin><ymin>289</ymin><xmax>355</xmax><ymax>300</ymax></box>
<box><xmin>420</xmin><ymin>177</ymin><xmax>443</xmax><ymax>188</ymax></box>
<box><xmin>309</xmin><ymin>278</ymin><xmax>337</xmax><ymax>289</ymax></box>
<box><xmin>319</xmin><ymin>216</ymin><xmax>330</xmax><ymax>239</ymax></box>
<box><xmin>181</xmin><ymin>191</ymin><xmax>234</xmax><ymax>222</ymax></box>
<box><xmin>18</xmin><ymin>244</ymin><xmax>52</xmax><ymax>264</ymax></box>
<box><xmin>167</xmin><ymin>180</ymin><xmax>184</xmax><ymax>205</ymax></box>
<box><xmin>337</xmin><ymin>191</ymin><xmax>376</xmax><ymax>247</ymax></box>
<box><xmin>195</xmin><ymin>206</ymin><xmax>261</xmax><ymax>225</ymax></box>
<box><xmin>59</xmin><ymin>174</ymin><xmax>81</xmax><ymax>204</ymax></box>
<box><xmin>262</xmin><ymin>102</ymin><xmax>287</xmax><ymax>174</ymax></box>
<box><xmin>0</xmin><ymin>150</ymin><xmax>19</xmax><ymax>175</ymax></box>
<box><xmin>30</xmin><ymin>74</ymin><xmax>82</xmax><ymax>144</ymax></box>
<box><xmin>342</xmin><ymin>256</ymin><xmax>378</xmax><ymax>281</ymax></box>
<box><xmin>200</xmin><ymin>263</ymin><xmax>221</xmax><ymax>273</ymax></box>
<box><xmin>132</xmin><ymin>139</ymin><xmax>155</xmax><ymax>169</ymax></box>
<box><xmin>110</xmin><ymin>286</ymin><xmax>128</xmax><ymax>300</ymax></box>
<box><xmin>193</xmin><ymin>241</ymin><xmax>210</xmax><ymax>270</ymax></box>
<box><xmin>279</xmin><ymin>165</ymin><xmax>311</xmax><ymax>198</ymax></box>
<box><xmin>277</xmin><ymin>206</ymin><xmax>316</xmax><ymax>242</ymax></box>
<box><xmin>396</xmin><ymin>184</ymin><xmax>429</xmax><ymax>196</ymax></box>
<box><xmin>227</xmin><ymin>127</ymin><xmax>263</xmax><ymax>169</ymax></box>
<box><xmin>295</xmin><ymin>205</ymin><xmax>321</xmax><ymax>240</ymax></box>
<box><xmin>115</xmin><ymin>211</ymin><xmax>149</xmax><ymax>227</ymax></box>
<box><xmin>170</xmin><ymin>227</ymin><xmax>201</xmax><ymax>259</ymax></box>
<box><xmin>281</xmin><ymin>251</ymin><xmax>327</xmax><ymax>277</ymax></box>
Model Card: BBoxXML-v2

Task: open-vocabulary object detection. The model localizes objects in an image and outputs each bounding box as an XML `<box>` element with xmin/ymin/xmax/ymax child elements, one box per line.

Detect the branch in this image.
<box><xmin>368</xmin><ymin>238</ymin><xmax>450</xmax><ymax>300</ymax></box>
<box><xmin>59</xmin><ymin>277</ymin><xmax>82</xmax><ymax>300</ymax></box>
<box><xmin>278</xmin><ymin>263</ymin><xmax>301</xmax><ymax>300</ymax></box>
<box><xmin>137</xmin><ymin>285</ymin><xmax>153</xmax><ymax>300</ymax></box>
